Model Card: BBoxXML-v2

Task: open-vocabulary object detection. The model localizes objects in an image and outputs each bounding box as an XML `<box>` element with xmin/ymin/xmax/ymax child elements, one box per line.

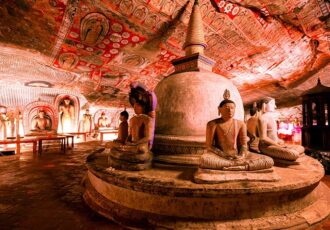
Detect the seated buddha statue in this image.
<box><xmin>97</xmin><ymin>112</ymin><xmax>109</xmax><ymax>128</ymax></box>
<box><xmin>109</xmin><ymin>83</ymin><xmax>156</xmax><ymax>171</ymax></box>
<box><xmin>198</xmin><ymin>90</ymin><xmax>274</xmax><ymax>172</ymax></box>
<box><xmin>246</xmin><ymin>102</ymin><xmax>260</xmax><ymax>153</ymax></box>
<box><xmin>31</xmin><ymin>110</ymin><xmax>51</xmax><ymax>131</ymax></box>
<box><xmin>114</xmin><ymin>110</ymin><xmax>129</xmax><ymax>144</ymax></box>
<box><xmin>257</xmin><ymin>97</ymin><xmax>304</xmax><ymax>162</ymax></box>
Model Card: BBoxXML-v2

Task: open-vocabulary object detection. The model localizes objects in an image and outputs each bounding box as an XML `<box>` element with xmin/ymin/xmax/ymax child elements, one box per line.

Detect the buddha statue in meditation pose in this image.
<box><xmin>114</xmin><ymin>110</ymin><xmax>129</xmax><ymax>144</ymax></box>
<box><xmin>108</xmin><ymin>82</ymin><xmax>156</xmax><ymax>171</ymax></box>
<box><xmin>246</xmin><ymin>102</ymin><xmax>260</xmax><ymax>153</ymax></box>
<box><xmin>97</xmin><ymin>112</ymin><xmax>109</xmax><ymax>128</ymax></box>
<box><xmin>31</xmin><ymin>110</ymin><xmax>51</xmax><ymax>131</ymax></box>
<box><xmin>258</xmin><ymin>97</ymin><xmax>304</xmax><ymax>162</ymax></box>
<box><xmin>198</xmin><ymin>90</ymin><xmax>274</xmax><ymax>172</ymax></box>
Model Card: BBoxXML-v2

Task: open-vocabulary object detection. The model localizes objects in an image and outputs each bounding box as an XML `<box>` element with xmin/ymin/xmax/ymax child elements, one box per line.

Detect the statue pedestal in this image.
<box><xmin>83</xmin><ymin>152</ymin><xmax>330</xmax><ymax>229</ymax></box>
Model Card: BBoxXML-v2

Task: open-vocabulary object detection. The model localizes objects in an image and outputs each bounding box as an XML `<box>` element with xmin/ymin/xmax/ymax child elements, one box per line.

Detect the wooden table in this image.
<box><xmin>99</xmin><ymin>130</ymin><xmax>118</xmax><ymax>142</ymax></box>
<box><xmin>59</xmin><ymin>134</ymin><xmax>75</xmax><ymax>149</ymax></box>
<box><xmin>0</xmin><ymin>137</ymin><xmax>38</xmax><ymax>155</ymax></box>
<box><xmin>37</xmin><ymin>136</ymin><xmax>67</xmax><ymax>155</ymax></box>
<box><xmin>67</xmin><ymin>132</ymin><xmax>88</xmax><ymax>142</ymax></box>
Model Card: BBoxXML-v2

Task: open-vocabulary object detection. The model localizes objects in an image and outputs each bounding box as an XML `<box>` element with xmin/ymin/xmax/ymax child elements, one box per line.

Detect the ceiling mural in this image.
<box><xmin>0</xmin><ymin>0</ymin><xmax>329</xmax><ymax>108</ymax></box>
<box><xmin>0</xmin><ymin>0</ymin><xmax>66</xmax><ymax>55</ymax></box>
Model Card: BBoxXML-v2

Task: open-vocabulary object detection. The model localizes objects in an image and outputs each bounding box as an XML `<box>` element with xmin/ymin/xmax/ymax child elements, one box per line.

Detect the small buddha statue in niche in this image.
<box><xmin>59</xmin><ymin>97</ymin><xmax>75</xmax><ymax>133</ymax></box>
<box><xmin>0</xmin><ymin>109</ymin><xmax>8</xmax><ymax>140</ymax></box>
<box><xmin>114</xmin><ymin>110</ymin><xmax>129</xmax><ymax>144</ymax></box>
<box><xmin>257</xmin><ymin>97</ymin><xmax>304</xmax><ymax>161</ymax></box>
<box><xmin>79</xmin><ymin>109</ymin><xmax>93</xmax><ymax>135</ymax></box>
<box><xmin>246</xmin><ymin>102</ymin><xmax>260</xmax><ymax>153</ymax></box>
<box><xmin>16</xmin><ymin>111</ymin><xmax>24</xmax><ymax>137</ymax></box>
<box><xmin>198</xmin><ymin>90</ymin><xmax>274</xmax><ymax>171</ymax></box>
<box><xmin>108</xmin><ymin>82</ymin><xmax>156</xmax><ymax>171</ymax></box>
<box><xmin>97</xmin><ymin>112</ymin><xmax>109</xmax><ymax>128</ymax></box>
<box><xmin>31</xmin><ymin>110</ymin><xmax>51</xmax><ymax>131</ymax></box>
<box><xmin>6</xmin><ymin>112</ymin><xmax>15</xmax><ymax>137</ymax></box>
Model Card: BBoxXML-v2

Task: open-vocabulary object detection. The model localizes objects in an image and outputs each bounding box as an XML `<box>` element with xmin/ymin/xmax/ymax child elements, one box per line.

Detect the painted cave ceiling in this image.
<box><xmin>0</xmin><ymin>0</ymin><xmax>329</xmax><ymax>108</ymax></box>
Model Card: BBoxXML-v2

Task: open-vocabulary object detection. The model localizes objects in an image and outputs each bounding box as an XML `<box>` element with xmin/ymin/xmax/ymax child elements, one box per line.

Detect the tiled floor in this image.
<box><xmin>0</xmin><ymin>142</ymin><xmax>329</xmax><ymax>230</ymax></box>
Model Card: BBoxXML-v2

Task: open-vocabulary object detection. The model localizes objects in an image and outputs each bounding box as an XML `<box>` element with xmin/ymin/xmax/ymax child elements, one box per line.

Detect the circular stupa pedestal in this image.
<box><xmin>83</xmin><ymin>151</ymin><xmax>330</xmax><ymax>229</ymax></box>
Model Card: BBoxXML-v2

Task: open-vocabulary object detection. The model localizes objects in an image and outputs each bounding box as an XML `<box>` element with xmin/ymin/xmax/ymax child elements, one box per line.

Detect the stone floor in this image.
<box><xmin>0</xmin><ymin>141</ymin><xmax>329</xmax><ymax>230</ymax></box>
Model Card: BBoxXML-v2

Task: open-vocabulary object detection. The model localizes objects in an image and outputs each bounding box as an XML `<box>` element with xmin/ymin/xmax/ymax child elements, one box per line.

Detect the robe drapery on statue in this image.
<box><xmin>79</xmin><ymin>112</ymin><xmax>93</xmax><ymax>134</ymax></box>
<box><xmin>200</xmin><ymin>119</ymin><xmax>274</xmax><ymax>171</ymax></box>
<box><xmin>108</xmin><ymin>82</ymin><xmax>157</xmax><ymax>171</ymax></box>
<box><xmin>58</xmin><ymin>97</ymin><xmax>75</xmax><ymax>133</ymax></box>
<box><xmin>0</xmin><ymin>115</ymin><xmax>7</xmax><ymax>140</ymax></box>
<box><xmin>129</xmin><ymin>82</ymin><xmax>157</xmax><ymax>148</ymax></box>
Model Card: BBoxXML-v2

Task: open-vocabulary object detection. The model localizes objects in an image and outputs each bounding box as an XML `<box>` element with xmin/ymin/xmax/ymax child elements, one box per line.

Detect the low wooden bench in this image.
<box><xmin>0</xmin><ymin>137</ymin><xmax>38</xmax><ymax>155</ymax></box>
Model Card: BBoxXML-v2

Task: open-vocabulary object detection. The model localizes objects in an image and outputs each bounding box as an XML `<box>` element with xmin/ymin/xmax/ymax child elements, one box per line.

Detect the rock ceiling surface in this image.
<box><xmin>0</xmin><ymin>0</ymin><xmax>329</xmax><ymax>108</ymax></box>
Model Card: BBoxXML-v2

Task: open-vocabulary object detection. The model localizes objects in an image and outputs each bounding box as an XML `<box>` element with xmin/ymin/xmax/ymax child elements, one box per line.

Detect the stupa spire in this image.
<box><xmin>183</xmin><ymin>0</ymin><xmax>206</xmax><ymax>56</ymax></box>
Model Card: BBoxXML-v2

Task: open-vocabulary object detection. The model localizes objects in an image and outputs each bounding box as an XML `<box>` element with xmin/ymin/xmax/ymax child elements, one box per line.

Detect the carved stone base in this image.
<box><xmin>108</xmin><ymin>157</ymin><xmax>152</xmax><ymax>171</ymax></box>
<box><xmin>84</xmin><ymin>152</ymin><xmax>330</xmax><ymax>229</ymax></box>
<box><xmin>108</xmin><ymin>142</ymin><xmax>152</xmax><ymax>171</ymax></box>
<box><xmin>152</xmin><ymin>134</ymin><xmax>206</xmax><ymax>166</ymax></box>
<box><xmin>154</xmin><ymin>153</ymin><xmax>201</xmax><ymax>166</ymax></box>
<box><xmin>194</xmin><ymin>168</ymin><xmax>280</xmax><ymax>184</ymax></box>
<box><xmin>110</xmin><ymin>148</ymin><xmax>152</xmax><ymax>163</ymax></box>
<box><xmin>273</xmin><ymin>154</ymin><xmax>305</xmax><ymax>166</ymax></box>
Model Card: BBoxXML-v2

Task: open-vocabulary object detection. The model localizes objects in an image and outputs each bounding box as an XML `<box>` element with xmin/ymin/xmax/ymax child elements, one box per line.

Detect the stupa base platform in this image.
<box><xmin>194</xmin><ymin>168</ymin><xmax>280</xmax><ymax>184</ymax></box>
<box><xmin>108</xmin><ymin>157</ymin><xmax>152</xmax><ymax>171</ymax></box>
<box><xmin>272</xmin><ymin>154</ymin><xmax>305</xmax><ymax>166</ymax></box>
<box><xmin>83</xmin><ymin>152</ymin><xmax>330</xmax><ymax>229</ymax></box>
<box><xmin>152</xmin><ymin>135</ymin><xmax>205</xmax><ymax>166</ymax></box>
<box><xmin>154</xmin><ymin>153</ymin><xmax>201</xmax><ymax>166</ymax></box>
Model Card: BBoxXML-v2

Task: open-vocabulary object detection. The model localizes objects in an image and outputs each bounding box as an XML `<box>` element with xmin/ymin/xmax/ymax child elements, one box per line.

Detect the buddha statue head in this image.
<box><xmin>63</xmin><ymin>97</ymin><xmax>71</xmax><ymax>105</ymax></box>
<box><xmin>120</xmin><ymin>110</ymin><xmax>129</xmax><ymax>121</ymax></box>
<box><xmin>259</xmin><ymin>97</ymin><xmax>276</xmax><ymax>113</ymax></box>
<box><xmin>129</xmin><ymin>82</ymin><xmax>155</xmax><ymax>116</ymax></box>
<box><xmin>249</xmin><ymin>102</ymin><xmax>258</xmax><ymax>117</ymax></box>
<box><xmin>133</xmin><ymin>102</ymin><xmax>145</xmax><ymax>115</ymax></box>
<box><xmin>38</xmin><ymin>110</ymin><xmax>46</xmax><ymax>118</ymax></box>
<box><xmin>218</xmin><ymin>89</ymin><xmax>236</xmax><ymax>120</ymax></box>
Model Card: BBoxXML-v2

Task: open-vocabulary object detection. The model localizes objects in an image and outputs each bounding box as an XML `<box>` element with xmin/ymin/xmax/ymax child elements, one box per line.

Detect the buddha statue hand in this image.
<box><xmin>113</xmin><ymin>139</ymin><xmax>126</xmax><ymax>144</ymax></box>
<box><xmin>233</xmin><ymin>154</ymin><xmax>245</xmax><ymax>161</ymax></box>
<box><xmin>137</xmin><ymin>143</ymin><xmax>149</xmax><ymax>154</ymax></box>
<box><xmin>238</xmin><ymin>146</ymin><xmax>248</xmax><ymax>158</ymax></box>
<box><xmin>223</xmin><ymin>149</ymin><xmax>238</xmax><ymax>159</ymax></box>
<box><xmin>210</xmin><ymin>148</ymin><xmax>236</xmax><ymax>160</ymax></box>
<box><xmin>113</xmin><ymin>141</ymin><xmax>149</xmax><ymax>154</ymax></box>
<box><xmin>126</xmin><ymin>141</ymin><xmax>138</xmax><ymax>146</ymax></box>
<box><xmin>223</xmin><ymin>164</ymin><xmax>249</xmax><ymax>171</ymax></box>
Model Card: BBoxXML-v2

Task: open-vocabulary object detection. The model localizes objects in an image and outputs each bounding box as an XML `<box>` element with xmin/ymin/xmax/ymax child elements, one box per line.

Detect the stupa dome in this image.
<box><xmin>155</xmin><ymin>70</ymin><xmax>244</xmax><ymax>136</ymax></box>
